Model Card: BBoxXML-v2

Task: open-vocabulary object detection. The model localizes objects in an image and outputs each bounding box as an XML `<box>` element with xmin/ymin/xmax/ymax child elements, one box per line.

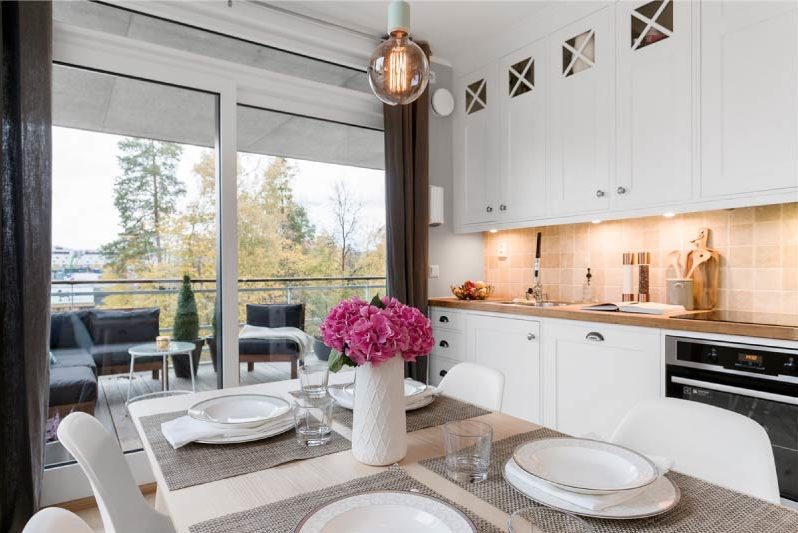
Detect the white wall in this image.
<box><xmin>428</xmin><ymin>64</ymin><xmax>484</xmax><ymax>297</ymax></box>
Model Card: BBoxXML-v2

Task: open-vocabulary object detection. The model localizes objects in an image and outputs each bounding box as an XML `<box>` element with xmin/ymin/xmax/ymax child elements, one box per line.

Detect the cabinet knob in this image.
<box><xmin>586</xmin><ymin>331</ymin><xmax>605</xmax><ymax>342</ymax></box>
<box><xmin>617</xmin><ymin>186</ymin><xmax>627</xmax><ymax>195</ymax></box>
<box><xmin>595</xmin><ymin>190</ymin><xmax>605</xmax><ymax>198</ymax></box>
<box><xmin>486</xmin><ymin>206</ymin><xmax>493</xmax><ymax>213</ymax></box>
<box><xmin>499</xmin><ymin>204</ymin><xmax>507</xmax><ymax>211</ymax></box>
<box><xmin>439</xmin><ymin>369</ymin><xmax>448</xmax><ymax>377</ymax></box>
<box><xmin>439</xmin><ymin>316</ymin><xmax>449</xmax><ymax>323</ymax></box>
<box><xmin>527</xmin><ymin>333</ymin><xmax>536</xmax><ymax>341</ymax></box>
<box><xmin>439</xmin><ymin>340</ymin><xmax>449</xmax><ymax>348</ymax></box>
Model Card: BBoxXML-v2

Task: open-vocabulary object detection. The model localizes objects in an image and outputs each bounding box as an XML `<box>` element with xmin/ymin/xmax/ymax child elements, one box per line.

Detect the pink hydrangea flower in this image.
<box><xmin>320</xmin><ymin>296</ymin><xmax>434</xmax><ymax>367</ymax></box>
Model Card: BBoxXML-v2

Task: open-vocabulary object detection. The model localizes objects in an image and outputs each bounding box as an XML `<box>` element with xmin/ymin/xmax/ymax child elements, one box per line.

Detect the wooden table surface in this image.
<box><xmin>129</xmin><ymin>373</ymin><xmax>539</xmax><ymax>532</ymax></box>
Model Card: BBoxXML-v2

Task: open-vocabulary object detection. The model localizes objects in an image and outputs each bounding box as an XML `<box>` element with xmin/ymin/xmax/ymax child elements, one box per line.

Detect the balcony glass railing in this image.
<box><xmin>50</xmin><ymin>276</ymin><xmax>387</xmax><ymax>338</ymax></box>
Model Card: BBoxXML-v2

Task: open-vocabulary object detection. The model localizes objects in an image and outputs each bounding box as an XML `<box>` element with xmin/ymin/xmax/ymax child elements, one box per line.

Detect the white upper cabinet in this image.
<box><xmin>701</xmin><ymin>1</ymin><xmax>798</xmax><ymax>198</ymax></box>
<box><xmin>615</xmin><ymin>0</ymin><xmax>693</xmax><ymax>208</ymax></box>
<box><xmin>547</xmin><ymin>7</ymin><xmax>614</xmax><ymax>216</ymax></box>
<box><xmin>451</xmin><ymin>0</ymin><xmax>798</xmax><ymax>233</ymax></box>
<box><xmin>454</xmin><ymin>65</ymin><xmax>500</xmax><ymax>226</ymax></box>
<box><xmin>499</xmin><ymin>38</ymin><xmax>547</xmax><ymax>221</ymax></box>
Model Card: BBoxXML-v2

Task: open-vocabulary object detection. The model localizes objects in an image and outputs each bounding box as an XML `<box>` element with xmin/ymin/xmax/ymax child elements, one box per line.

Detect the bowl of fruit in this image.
<box><xmin>451</xmin><ymin>280</ymin><xmax>493</xmax><ymax>300</ymax></box>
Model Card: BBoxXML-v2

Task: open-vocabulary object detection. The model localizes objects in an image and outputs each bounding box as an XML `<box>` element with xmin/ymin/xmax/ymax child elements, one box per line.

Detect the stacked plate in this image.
<box><xmin>504</xmin><ymin>438</ymin><xmax>680</xmax><ymax>519</ymax></box>
<box><xmin>186</xmin><ymin>394</ymin><xmax>294</xmax><ymax>444</ymax></box>
<box><xmin>329</xmin><ymin>378</ymin><xmax>437</xmax><ymax>411</ymax></box>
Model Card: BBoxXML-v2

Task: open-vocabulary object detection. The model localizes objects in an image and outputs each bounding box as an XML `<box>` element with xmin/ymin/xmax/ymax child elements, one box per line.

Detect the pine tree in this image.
<box><xmin>102</xmin><ymin>138</ymin><xmax>185</xmax><ymax>275</ymax></box>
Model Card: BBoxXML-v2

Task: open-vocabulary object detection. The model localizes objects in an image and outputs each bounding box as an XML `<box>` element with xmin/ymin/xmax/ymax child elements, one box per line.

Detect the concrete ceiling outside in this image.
<box><xmin>52</xmin><ymin>1</ymin><xmax>384</xmax><ymax>171</ymax></box>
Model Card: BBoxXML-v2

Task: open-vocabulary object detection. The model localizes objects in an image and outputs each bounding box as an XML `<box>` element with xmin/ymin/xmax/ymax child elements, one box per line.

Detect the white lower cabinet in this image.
<box><xmin>429</xmin><ymin>355</ymin><xmax>459</xmax><ymax>387</ymax></box>
<box><xmin>542</xmin><ymin>320</ymin><xmax>661</xmax><ymax>439</ymax></box>
<box><xmin>466</xmin><ymin>314</ymin><xmax>541</xmax><ymax>423</ymax></box>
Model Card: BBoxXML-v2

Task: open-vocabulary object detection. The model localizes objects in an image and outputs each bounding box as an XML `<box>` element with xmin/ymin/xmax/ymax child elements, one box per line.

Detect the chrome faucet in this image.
<box><xmin>529</xmin><ymin>231</ymin><xmax>543</xmax><ymax>302</ymax></box>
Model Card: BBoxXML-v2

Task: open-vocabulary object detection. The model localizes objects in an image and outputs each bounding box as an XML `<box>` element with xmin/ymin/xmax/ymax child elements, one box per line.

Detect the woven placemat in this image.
<box><xmin>188</xmin><ymin>467</ymin><xmax>502</xmax><ymax>533</ymax></box>
<box><xmin>139</xmin><ymin>411</ymin><xmax>351</xmax><ymax>490</ymax></box>
<box><xmin>420</xmin><ymin>428</ymin><xmax>798</xmax><ymax>533</ymax></box>
<box><xmin>329</xmin><ymin>390</ymin><xmax>491</xmax><ymax>432</ymax></box>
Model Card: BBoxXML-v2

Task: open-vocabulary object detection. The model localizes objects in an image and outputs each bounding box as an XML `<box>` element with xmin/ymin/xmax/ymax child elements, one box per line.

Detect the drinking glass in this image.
<box><xmin>508</xmin><ymin>508</ymin><xmax>594</xmax><ymax>533</ymax></box>
<box><xmin>299</xmin><ymin>363</ymin><xmax>329</xmax><ymax>398</ymax></box>
<box><xmin>442</xmin><ymin>420</ymin><xmax>493</xmax><ymax>483</ymax></box>
<box><xmin>293</xmin><ymin>395</ymin><xmax>333</xmax><ymax>446</ymax></box>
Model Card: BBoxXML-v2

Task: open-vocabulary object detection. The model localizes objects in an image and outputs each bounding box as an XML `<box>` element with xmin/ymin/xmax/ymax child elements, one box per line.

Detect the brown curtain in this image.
<box><xmin>383</xmin><ymin>43</ymin><xmax>430</xmax><ymax>382</ymax></box>
<box><xmin>1</xmin><ymin>2</ymin><xmax>53</xmax><ymax>531</ymax></box>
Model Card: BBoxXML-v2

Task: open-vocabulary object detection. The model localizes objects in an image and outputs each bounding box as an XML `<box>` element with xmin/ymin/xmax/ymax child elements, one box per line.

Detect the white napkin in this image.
<box><xmin>161</xmin><ymin>414</ymin><xmax>291</xmax><ymax>449</ymax></box>
<box><xmin>329</xmin><ymin>381</ymin><xmax>440</xmax><ymax>411</ymax></box>
<box><xmin>504</xmin><ymin>459</ymin><xmax>649</xmax><ymax>511</ymax></box>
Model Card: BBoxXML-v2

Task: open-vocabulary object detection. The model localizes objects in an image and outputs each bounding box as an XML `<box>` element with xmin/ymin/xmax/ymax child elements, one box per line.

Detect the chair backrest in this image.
<box><xmin>246</xmin><ymin>303</ymin><xmax>305</xmax><ymax>329</ymax></box>
<box><xmin>437</xmin><ymin>362</ymin><xmax>504</xmax><ymax>411</ymax></box>
<box><xmin>23</xmin><ymin>507</ymin><xmax>94</xmax><ymax>533</ymax></box>
<box><xmin>87</xmin><ymin>308</ymin><xmax>160</xmax><ymax>346</ymax></box>
<box><xmin>56</xmin><ymin>412</ymin><xmax>175</xmax><ymax>533</ymax></box>
<box><xmin>611</xmin><ymin>398</ymin><xmax>780</xmax><ymax>503</ymax></box>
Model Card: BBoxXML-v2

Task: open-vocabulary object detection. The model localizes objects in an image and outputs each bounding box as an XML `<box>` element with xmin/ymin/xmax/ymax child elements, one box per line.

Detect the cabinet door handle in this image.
<box><xmin>617</xmin><ymin>186</ymin><xmax>627</xmax><ymax>195</ymax></box>
<box><xmin>440</xmin><ymin>369</ymin><xmax>448</xmax><ymax>377</ymax></box>
<box><xmin>439</xmin><ymin>340</ymin><xmax>449</xmax><ymax>348</ymax></box>
<box><xmin>595</xmin><ymin>190</ymin><xmax>605</xmax><ymax>198</ymax></box>
<box><xmin>486</xmin><ymin>206</ymin><xmax>493</xmax><ymax>213</ymax></box>
<box><xmin>585</xmin><ymin>331</ymin><xmax>605</xmax><ymax>342</ymax></box>
<box><xmin>499</xmin><ymin>204</ymin><xmax>507</xmax><ymax>211</ymax></box>
<box><xmin>527</xmin><ymin>333</ymin><xmax>536</xmax><ymax>341</ymax></box>
<box><xmin>438</xmin><ymin>316</ymin><xmax>449</xmax><ymax>323</ymax></box>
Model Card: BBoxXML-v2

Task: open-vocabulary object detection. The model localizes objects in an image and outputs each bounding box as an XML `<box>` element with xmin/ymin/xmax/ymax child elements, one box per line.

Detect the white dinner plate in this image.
<box><xmin>296</xmin><ymin>490</ymin><xmax>476</xmax><ymax>533</ymax></box>
<box><xmin>195</xmin><ymin>414</ymin><xmax>295</xmax><ymax>444</ymax></box>
<box><xmin>504</xmin><ymin>459</ymin><xmax>680</xmax><ymax>520</ymax></box>
<box><xmin>513</xmin><ymin>438</ymin><xmax>659</xmax><ymax>494</ymax></box>
<box><xmin>343</xmin><ymin>379</ymin><xmax>427</xmax><ymax>398</ymax></box>
<box><xmin>329</xmin><ymin>384</ymin><xmax>437</xmax><ymax>411</ymax></box>
<box><xmin>188</xmin><ymin>394</ymin><xmax>290</xmax><ymax>429</ymax></box>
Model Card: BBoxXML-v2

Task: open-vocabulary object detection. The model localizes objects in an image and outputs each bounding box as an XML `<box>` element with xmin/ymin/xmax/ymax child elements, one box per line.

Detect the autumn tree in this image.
<box><xmin>101</xmin><ymin>138</ymin><xmax>185</xmax><ymax>275</ymax></box>
<box><xmin>329</xmin><ymin>180</ymin><xmax>363</xmax><ymax>275</ymax></box>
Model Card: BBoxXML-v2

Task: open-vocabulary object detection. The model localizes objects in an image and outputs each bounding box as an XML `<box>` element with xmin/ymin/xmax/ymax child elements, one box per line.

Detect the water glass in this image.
<box><xmin>299</xmin><ymin>363</ymin><xmax>329</xmax><ymax>398</ymax></box>
<box><xmin>293</xmin><ymin>395</ymin><xmax>333</xmax><ymax>446</ymax></box>
<box><xmin>442</xmin><ymin>420</ymin><xmax>493</xmax><ymax>483</ymax></box>
<box><xmin>508</xmin><ymin>508</ymin><xmax>594</xmax><ymax>533</ymax></box>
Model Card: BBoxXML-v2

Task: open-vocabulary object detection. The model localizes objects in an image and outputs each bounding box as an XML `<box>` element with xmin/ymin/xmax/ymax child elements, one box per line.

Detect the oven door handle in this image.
<box><xmin>671</xmin><ymin>376</ymin><xmax>798</xmax><ymax>406</ymax></box>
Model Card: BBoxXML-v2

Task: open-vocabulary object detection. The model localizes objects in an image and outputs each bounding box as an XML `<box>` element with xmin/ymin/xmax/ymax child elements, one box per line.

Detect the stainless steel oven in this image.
<box><xmin>665</xmin><ymin>335</ymin><xmax>798</xmax><ymax>503</ymax></box>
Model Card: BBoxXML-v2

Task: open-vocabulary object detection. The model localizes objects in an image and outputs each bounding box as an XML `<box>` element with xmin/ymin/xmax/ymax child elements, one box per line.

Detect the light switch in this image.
<box><xmin>429</xmin><ymin>264</ymin><xmax>440</xmax><ymax>278</ymax></box>
<box><xmin>497</xmin><ymin>241</ymin><xmax>508</xmax><ymax>259</ymax></box>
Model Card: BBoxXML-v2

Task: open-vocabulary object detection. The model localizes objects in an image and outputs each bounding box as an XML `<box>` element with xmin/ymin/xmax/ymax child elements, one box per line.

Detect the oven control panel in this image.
<box><xmin>674</xmin><ymin>340</ymin><xmax>798</xmax><ymax>377</ymax></box>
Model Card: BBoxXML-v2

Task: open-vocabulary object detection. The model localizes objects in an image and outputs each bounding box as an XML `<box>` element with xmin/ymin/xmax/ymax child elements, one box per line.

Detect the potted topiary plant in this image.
<box><xmin>172</xmin><ymin>274</ymin><xmax>203</xmax><ymax>378</ymax></box>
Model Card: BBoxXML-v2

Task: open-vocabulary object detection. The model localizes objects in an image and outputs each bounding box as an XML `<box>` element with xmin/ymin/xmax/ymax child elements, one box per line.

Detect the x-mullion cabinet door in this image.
<box><xmin>499</xmin><ymin>38</ymin><xmax>547</xmax><ymax>222</ymax></box>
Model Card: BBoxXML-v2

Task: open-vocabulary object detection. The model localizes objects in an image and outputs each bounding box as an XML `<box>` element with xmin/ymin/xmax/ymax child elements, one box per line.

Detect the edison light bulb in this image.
<box><xmin>368</xmin><ymin>1</ymin><xmax>429</xmax><ymax>106</ymax></box>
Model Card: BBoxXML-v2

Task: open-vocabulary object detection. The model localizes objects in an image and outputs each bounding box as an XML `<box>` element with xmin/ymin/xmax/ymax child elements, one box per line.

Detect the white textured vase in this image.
<box><xmin>351</xmin><ymin>356</ymin><xmax>407</xmax><ymax>465</ymax></box>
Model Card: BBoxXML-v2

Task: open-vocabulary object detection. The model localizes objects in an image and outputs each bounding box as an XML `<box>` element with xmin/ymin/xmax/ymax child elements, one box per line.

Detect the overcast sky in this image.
<box><xmin>52</xmin><ymin>127</ymin><xmax>385</xmax><ymax>251</ymax></box>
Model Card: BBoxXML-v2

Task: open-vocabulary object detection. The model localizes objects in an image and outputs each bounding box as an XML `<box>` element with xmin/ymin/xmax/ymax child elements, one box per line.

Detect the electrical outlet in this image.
<box><xmin>429</xmin><ymin>264</ymin><xmax>440</xmax><ymax>278</ymax></box>
<box><xmin>497</xmin><ymin>241</ymin><xmax>508</xmax><ymax>259</ymax></box>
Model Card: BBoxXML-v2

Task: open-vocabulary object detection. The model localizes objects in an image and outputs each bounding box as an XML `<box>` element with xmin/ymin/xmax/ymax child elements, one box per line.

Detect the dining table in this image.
<box><xmin>129</xmin><ymin>372</ymin><xmax>798</xmax><ymax>533</ymax></box>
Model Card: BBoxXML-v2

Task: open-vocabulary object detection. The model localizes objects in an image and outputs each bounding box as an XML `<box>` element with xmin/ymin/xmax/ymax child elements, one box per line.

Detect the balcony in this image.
<box><xmin>46</xmin><ymin>276</ymin><xmax>384</xmax><ymax>466</ymax></box>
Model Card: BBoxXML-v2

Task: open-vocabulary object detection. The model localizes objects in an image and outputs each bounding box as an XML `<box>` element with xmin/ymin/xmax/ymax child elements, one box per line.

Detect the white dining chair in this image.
<box><xmin>23</xmin><ymin>507</ymin><xmax>94</xmax><ymax>533</ymax></box>
<box><xmin>57</xmin><ymin>412</ymin><xmax>176</xmax><ymax>533</ymax></box>
<box><xmin>611</xmin><ymin>397</ymin><xmax>780</xmax><ymax>503</ymax></box>
<box><xmin>437</xmin><ymin>362</ymin><xmax>504</xmax><ymax>411</ymax></box>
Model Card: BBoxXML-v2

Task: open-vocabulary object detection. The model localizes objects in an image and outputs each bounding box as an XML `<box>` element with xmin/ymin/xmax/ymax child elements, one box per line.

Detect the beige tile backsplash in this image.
<box><xmin>483</xmin><ymin>203</ymin><xmax>798</xmax><ymax>314</ymax></box>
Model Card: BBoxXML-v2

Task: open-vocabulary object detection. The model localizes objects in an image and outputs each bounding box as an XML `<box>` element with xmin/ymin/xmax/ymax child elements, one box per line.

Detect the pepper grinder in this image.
<box><xmin>637</xmin><ymin>251</ymin><xmax>651</xmax><ymax>303</ymax></box>
<box><xmin>622</xmin><ymin>252</ymin><xmax>636</xmax><ymax>302</ymax></box>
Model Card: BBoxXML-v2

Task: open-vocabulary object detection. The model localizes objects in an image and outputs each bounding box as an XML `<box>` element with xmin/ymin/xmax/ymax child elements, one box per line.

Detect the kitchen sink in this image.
<box><xmin>497</xmin><ymin>300</ymin><xmax>571</xmax><ymax>308</ymax></box>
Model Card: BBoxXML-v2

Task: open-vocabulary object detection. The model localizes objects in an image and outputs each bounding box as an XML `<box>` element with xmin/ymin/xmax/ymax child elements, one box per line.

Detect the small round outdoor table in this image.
<box><xmin>126</xmin><ymin>341</ymin><xmax>197</xmax><ymax>403</ymax></box>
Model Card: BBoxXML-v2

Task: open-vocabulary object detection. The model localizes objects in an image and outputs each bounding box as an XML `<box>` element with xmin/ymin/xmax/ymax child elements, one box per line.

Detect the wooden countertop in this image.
<box><xmin>429</xmin><ymin>297</ymin><xmax>798</xmax><ymax>341</ymax></box>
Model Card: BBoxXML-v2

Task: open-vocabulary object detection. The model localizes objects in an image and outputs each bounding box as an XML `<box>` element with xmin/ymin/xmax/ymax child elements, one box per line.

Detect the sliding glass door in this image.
<box><xmin>48</xmin><ymin>64</ymin><xmax>221</xmax><ymax>466</ymax></box>
<box><xmin>235</xmin><ymin>105</ymin><xmax>387</xmax><ymax>384</ymax></box>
